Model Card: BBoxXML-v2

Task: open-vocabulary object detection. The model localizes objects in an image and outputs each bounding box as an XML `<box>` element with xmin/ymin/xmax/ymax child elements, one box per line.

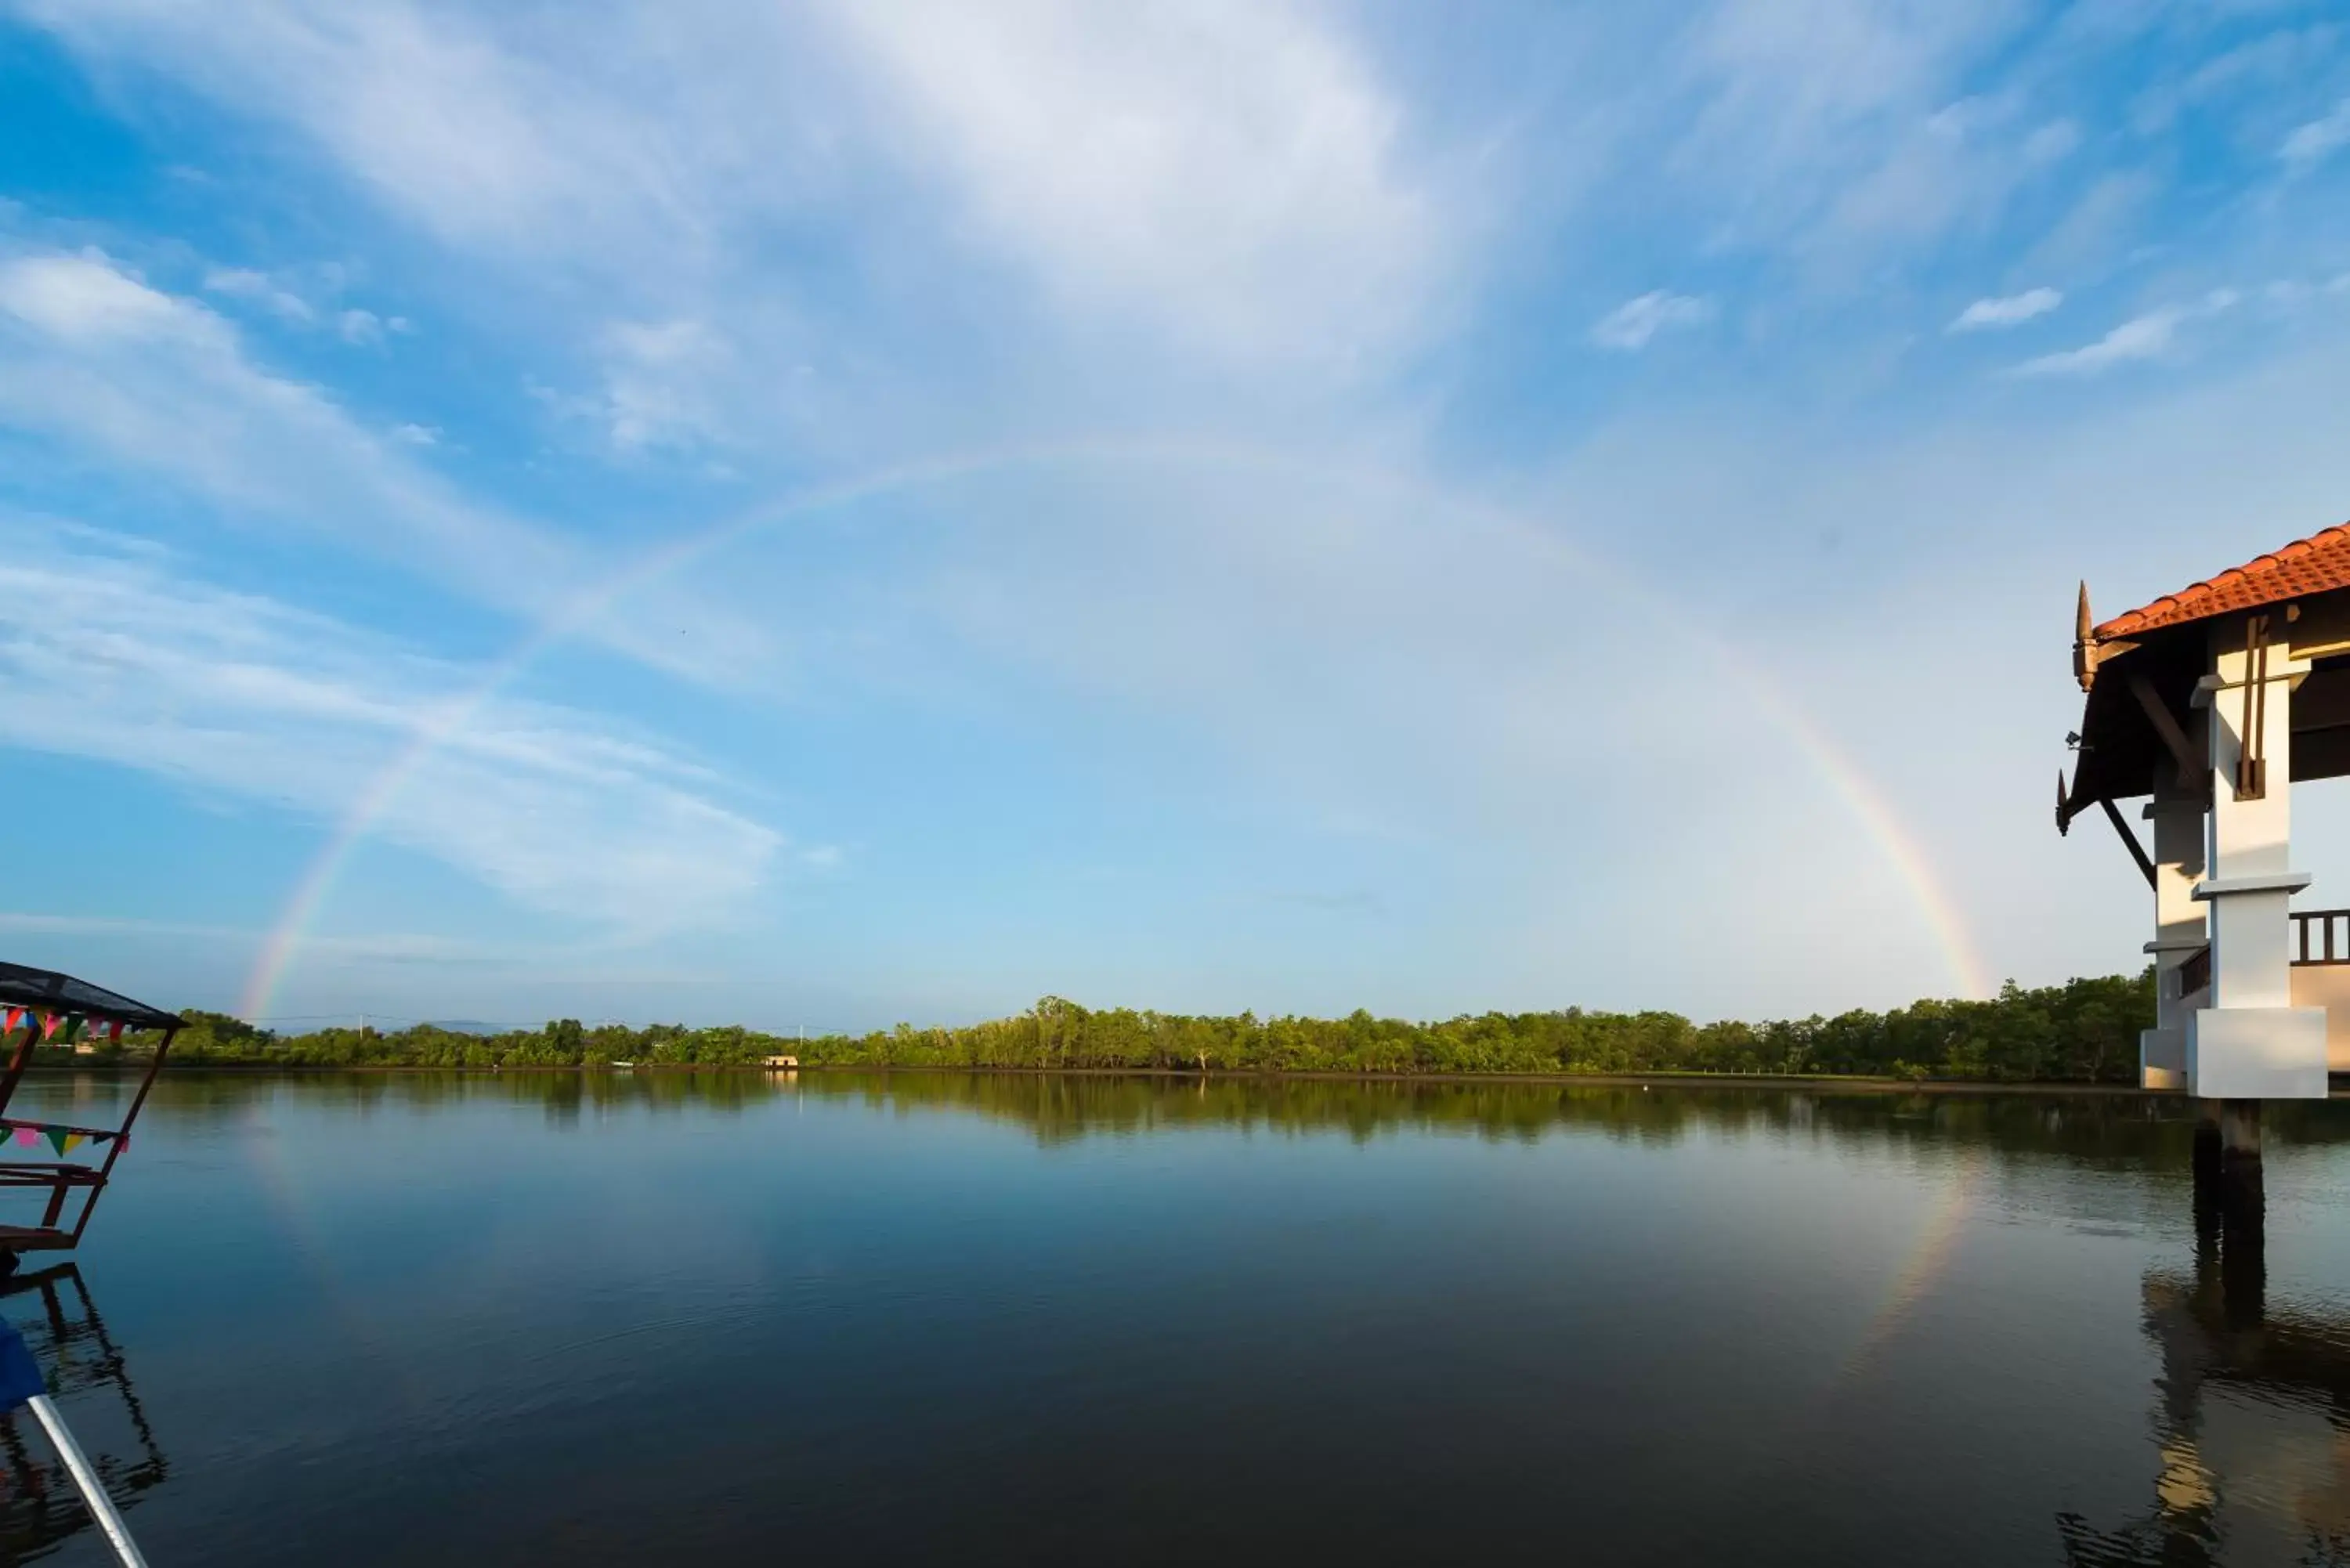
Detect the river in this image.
<box><xmin>2</xmin><ymin>1071</ymin><xmax>2346</xmax><ymax>1566</ymax></box>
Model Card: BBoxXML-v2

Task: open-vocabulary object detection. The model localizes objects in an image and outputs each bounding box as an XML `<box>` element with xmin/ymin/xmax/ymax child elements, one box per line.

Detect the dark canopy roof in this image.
<box><xmin>0</xmin><ymin>964</ymin><xmax>182</xmax><ymax>1031</ymax></box>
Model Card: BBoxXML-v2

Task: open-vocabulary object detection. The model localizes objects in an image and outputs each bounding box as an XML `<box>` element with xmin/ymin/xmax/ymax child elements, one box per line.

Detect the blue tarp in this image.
<box><xmin>0</xmin><ymin>1317</ymin><xmax>46</xmax><ymax>1410</ymax></box>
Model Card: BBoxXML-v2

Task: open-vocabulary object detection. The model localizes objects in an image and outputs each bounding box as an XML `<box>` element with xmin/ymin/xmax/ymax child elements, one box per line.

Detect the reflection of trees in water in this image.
<box><xmin>106</xmin><ymin>1067</ymin><xmax>2350</xmax><ymax>1162</ymax></box>
<box><xmin>2057</xmin><ymin>1158</ymin><xmax>2350</xmax><ymax>1568</ymax></box>
<box><xmin>784</xmin><ymin>1071</ymin><xmax>2350</xmax><ymax>1172</ymax></box>
<box><xmin>0</xmin><ymin>1264</ymin><xmax>164</xmax><ymax>1565</ymax></box>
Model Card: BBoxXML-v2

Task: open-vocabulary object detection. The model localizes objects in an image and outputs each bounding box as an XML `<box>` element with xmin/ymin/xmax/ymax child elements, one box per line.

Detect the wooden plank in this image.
<box><xmin>0</xmin><ymin>1224</ymin><xmax>73</xmax><ymax>1248</ymax></box>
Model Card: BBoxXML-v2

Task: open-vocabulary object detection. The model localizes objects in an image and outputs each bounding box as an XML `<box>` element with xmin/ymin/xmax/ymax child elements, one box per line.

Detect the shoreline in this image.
<box><xmin>15</xmin><ymin>1060</ymin><xmax>2186</xmax><ymax>1095</ymax></box>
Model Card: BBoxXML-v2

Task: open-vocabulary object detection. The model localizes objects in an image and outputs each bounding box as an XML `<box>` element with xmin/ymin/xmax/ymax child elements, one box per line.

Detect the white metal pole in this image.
<box><xmin>24</xmin><ymin>1393</ymin><xmax>148</xmax><ymax>1568</ymax></box>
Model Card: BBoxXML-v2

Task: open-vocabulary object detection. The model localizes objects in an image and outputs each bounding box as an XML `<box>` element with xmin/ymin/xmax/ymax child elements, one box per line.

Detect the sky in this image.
<box><xmin>2</xmin><ymin>0</ymin><xmax>2348</xmax><ymax>1033</ymax></box>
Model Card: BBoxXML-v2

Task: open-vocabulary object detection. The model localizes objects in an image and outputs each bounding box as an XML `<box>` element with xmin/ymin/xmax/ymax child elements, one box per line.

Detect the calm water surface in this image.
<box><xmin>2</xmin><ymin>1072</ymin><xmax>2347</xmax><ymax>1566</ymax></box>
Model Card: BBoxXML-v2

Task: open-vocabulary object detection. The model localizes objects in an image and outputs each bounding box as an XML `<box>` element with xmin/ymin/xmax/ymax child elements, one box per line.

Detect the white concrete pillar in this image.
<box><xmin>2141</xmin><ymin>768</ymin><xmax>2205</xmax><ymax>1089</ymax></box>
<box><xmin>2189</xmin><ymin>613</ymin><xmax>2326</xmax><ymax>1099</ymax></box>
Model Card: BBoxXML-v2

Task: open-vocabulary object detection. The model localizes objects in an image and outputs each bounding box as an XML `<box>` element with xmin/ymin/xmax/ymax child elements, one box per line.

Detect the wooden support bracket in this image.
<box><xmin>2099</xmin><ymin>796</ymin><xmax>2159</xmax><ymax>891</ymax></box>
<box><xmin>2130</xmin><ymin>672</ymin><xmax>2203</xmax><ymax>782</ymax></box>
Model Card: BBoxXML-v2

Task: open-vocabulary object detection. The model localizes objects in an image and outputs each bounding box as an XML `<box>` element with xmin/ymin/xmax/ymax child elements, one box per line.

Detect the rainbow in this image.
<box><xmin>1841</xmin><ymin>1159</ymin><xmax>1979</xmax><ymax>1381</ymax></box>
<box><xmin>239</xmin><ymin>439</ymin><xmax>1990</xmax><ymax>1021</ymax></box>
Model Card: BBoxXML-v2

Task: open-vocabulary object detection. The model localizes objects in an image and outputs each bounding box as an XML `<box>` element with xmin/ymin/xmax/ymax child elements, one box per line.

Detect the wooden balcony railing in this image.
<box><xmin>2294</xmin><ymin>909</ymin><xmax>2350</xmax><ymax>966</ymax></box>
<box><xmin>2181</xmin><ymin>943</ymin><xmax>2211</xmax><ymax>997</ymax></box>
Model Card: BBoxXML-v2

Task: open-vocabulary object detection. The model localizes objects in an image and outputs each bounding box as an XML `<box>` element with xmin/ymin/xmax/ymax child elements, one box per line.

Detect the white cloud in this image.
<box><xmin>2011</xmin><ymin>307</ymin><xmax>2183</xmax><ymax>377</ymax></box>
<box><xmin>1671</xmin><ymin>0</ymin><xmax>2037</xmax><ymax>255</ymax></box>
<box><xmin>16</xmin><ymin>0</ymin><xmax>696</xmax><ymax>258</ymax></box>
<box><xmin>0</xmin><ymin>525</ymin><xmax>782</xmax><ymax>930</ymax></box>
<box><xmin>2006</xmin><ymin>287</ymin><xmax>2247</xmax><ymax>378</ymax></box>
<box><xmin>5</xmin><ymin>251</ymin><xmax>185</xmax><ymax>340</ymax></box>
<box><xmin>20</xmin><ymin>1</ymin><xmax>1447</xmax><ymax>378</ymax></box>
<box><xmin>204</xmin><ymin>262</ymin><xmax>407</xmax><ymax>345</ymax></box>
<box><xmin>1684</xmin><ymin>0</ymin><xmax>2019</xmax><ymax>154</ymax></box>
<box><xmin>0</xmin><ymin>250</ymin><xmax>768</xmax><ymax>681</ymax></box>
<box><xmin>816</xmin><ymin>0</ymin><xmax>1440</xmax><ymax>368</ymax></box>
<box><xmin>598</xmin><ymin>318</ymin><xmax>734</xmax><ymax>453</ymax></box>
<box><xmin>203</xmin><ymin>265</ymin><xmax>314</xmax><ymax>323</ymax></box>
<box><xmin>2282</xmin><ymin>97</ymin><xmax>2350</xmax><ymax>168</ymax></box>
<box><xmin>1950</xmin><ymin>287</ymin><xmax>2062</xmax><ymax>331</ymax></box>
<box><xmin>1591</xmin><ymin>291</ymin><xmax>1715</xmax><ymax>351</ymax></box>
<box><xmin>2022</xmin><ymin>119</ymin><xmax>2079</xmax><ymax>165</ymax></box>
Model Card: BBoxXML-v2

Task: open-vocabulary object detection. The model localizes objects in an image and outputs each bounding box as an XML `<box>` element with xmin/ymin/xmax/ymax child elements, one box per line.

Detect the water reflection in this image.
<box><xmin>69</xmin><ymin>1064</ymin><xmax>2350</xmax><ymax>1155</ymax></box>
<box><xmin>2059</xmin><ymin>1133</ymin><xmax>2350</xmax><ymax>1566</ymax></box>
<box><xmin>9</xmin><ymin>1070</ymin><xmax>2350</xmax><ymax>1566</ymax></box>
<box><xmin>0</xmin><ymin>1266</ymin><xmax>164</xmax><ymax>1564</ymax></box>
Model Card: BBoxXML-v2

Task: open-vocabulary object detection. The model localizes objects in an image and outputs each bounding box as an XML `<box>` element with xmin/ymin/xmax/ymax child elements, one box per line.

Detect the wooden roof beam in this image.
<box><xmin>2129</xmin><ymin>671</ymin><xmax>2202</xmax><ymax>782</ymax></box>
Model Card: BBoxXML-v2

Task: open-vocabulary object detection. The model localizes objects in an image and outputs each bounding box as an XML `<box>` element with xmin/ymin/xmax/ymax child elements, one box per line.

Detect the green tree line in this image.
<box><xmin>114</xmin><ymin>969</ymin><xmax>2153</xmax><ymax>1082</ymax></box>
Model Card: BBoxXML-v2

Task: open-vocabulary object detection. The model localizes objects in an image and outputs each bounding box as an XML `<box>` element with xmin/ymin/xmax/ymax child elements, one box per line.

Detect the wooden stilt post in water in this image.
<box><xmin>2192</xmin><ymin>1110</ymin><xmax>2222</xmax><ymax>1194</ymax></box>
<box><xmin>2218</xmin><ymin>1099</ymin><xmax>2265</xmax><ymax>1328</ymax></box>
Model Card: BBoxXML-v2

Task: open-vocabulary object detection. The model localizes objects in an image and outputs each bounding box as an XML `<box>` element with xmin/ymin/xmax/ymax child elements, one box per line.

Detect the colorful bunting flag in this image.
<box><xmin>61</xmin><ymin>1134</ymin><xmax>85</xmax><ymax>1156</ymax></box>
<box><xmin>9</xmin><ymin>1127</ymin><xmax>35</xmax><ymax>1149</ymax></box>
<box><xmin>106</xmin><ymin>1021</ymin><xmax>123</xmax><ymax>1043</ymax></box>
<box><xmin>37</xmin><ymin>1013</ymin><xmax>59</xmax><ymax>1041</ymax></box>
<box><xmin>1</xmin><ymin>1008</ymin><xmax>20</xmax><ymax>1034</ymax></box>
<box><xmin>42</xmin><ymin>1128</ymin><xmax>67</xmax><ymax>1157</ymax></box>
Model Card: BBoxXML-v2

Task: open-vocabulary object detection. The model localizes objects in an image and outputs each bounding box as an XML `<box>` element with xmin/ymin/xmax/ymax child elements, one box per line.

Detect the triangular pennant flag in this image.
<box><xmin>38</xmin><ymin>1013</ymin><xmax>59</xmax><ymax>1041</ymax></box>
<box><xmin>2</xmin><ymin>1008</ymin><xmax>20</xmax><ymax>1033</ymax></box>
<box><xmin>43</xmin><ymin>1128</ymin><xmax>68</xmax><ymax>1157</ymax></box>
<box><xmin>62</xmin><ymin>1134</ymin><xmax>85</xmax><ymax>1156</ymax></box>
<box><xmin>57</xmin><ymin>1017</ymin><xmax>82</xmax><ymax>1045</ymax></box>
<box><xmin>9</xmin><ymin>1127</ymin><xmax>35</xmax><ymax>1149</ymax></box>
<box><xmin>107</xmin><ymin>1021</ymin><xmax>123</xmax><ymax>1043</ymax></box>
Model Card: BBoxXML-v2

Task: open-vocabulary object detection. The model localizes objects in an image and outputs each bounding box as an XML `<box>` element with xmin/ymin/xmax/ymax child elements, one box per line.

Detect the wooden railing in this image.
<box><xmin>2181</xmin><ymin>944</ymin><xmax>2211</xmax><ymax>996</ymax></box>
<box><xmin>2171</xmin><ymin>911</ymin><xmax>2350</xmax><ymax>1002</ymax></box>
<box><xmin>2294</xmin><ymin>909</ymin><xmax>2350</xmax><ymax>966</ymax></box>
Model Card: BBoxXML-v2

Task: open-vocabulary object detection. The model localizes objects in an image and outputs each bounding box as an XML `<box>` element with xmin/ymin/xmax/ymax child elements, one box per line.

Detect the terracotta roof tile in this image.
<box><xmin>2095</xmin><ymin>520</ymin><xmax>2350</xmax><ymax>641</ymax></box>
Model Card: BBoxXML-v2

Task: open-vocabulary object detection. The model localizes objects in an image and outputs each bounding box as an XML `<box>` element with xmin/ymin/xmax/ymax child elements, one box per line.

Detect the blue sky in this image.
<box><xmin>2</xmin><ymin>0</ymin><xmax>2348</xmax><ymax>1031</ymax></box>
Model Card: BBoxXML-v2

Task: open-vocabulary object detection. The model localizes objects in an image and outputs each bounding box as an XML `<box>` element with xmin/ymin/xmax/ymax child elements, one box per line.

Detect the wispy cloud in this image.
<box><xmin>16</xmin><ymin>0</ymin><xmax>699</xmax><ymax>259</ymax></box>
<box><xmin>1670</xmin><ymin>0</ymin><xmax>2048</xmax><ymax>260</ymax></box>
<box><xmin>2010</xmin><ymin>308</ymin><xmax>2183</xmax><ymax>377</ymax></box>
<box><xmin>818</xmin><ymin>0</ymin><xmax>1441</xmax><ymax>369</ymax></box>
<box><xmin>22</xmin><ymin>0</ymin><xmax>1449</xmax><ymax>386</ymax></box>
<box><xmin>1950</xmin><ymin>287</ymin><xmax>2061</xmax><ymax>331</ymax></box>
<box><xmin>595</xmin><ymin>318</ymin><xmax>736</xmax><ymax>454</ymax></box>
<box><xmin>0</xmin><ymin>250</ymin><xmax>765</xmax><ymax>681</ymax></box>
<box><xmin>204</xmin><ymin>263</ymin><xmax>407</xmax><ymax>343</ymax></box>
<box><xmin>2282</xmin><ymin>97</ymin><xmax>2350</xmax><ymax>168</ymax></box>
<box><xmin>0</xmin><ymin>524</ymin><xmax>783</xmax><ymax>930</ymax></box>
<box><xmin>2008</xmin><ymin>290</ymin><xmax>2243</xmax><ymax>378</ymax></box>
<box><xmin>203</xmin><ymin>265</ymin><xmax>315</xmax><ymax>323</ymax></box>
<box><xmin>1592</xmin><ymin>291</ymin><xmax>1714</xmax><ymax>351</ymax></box>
